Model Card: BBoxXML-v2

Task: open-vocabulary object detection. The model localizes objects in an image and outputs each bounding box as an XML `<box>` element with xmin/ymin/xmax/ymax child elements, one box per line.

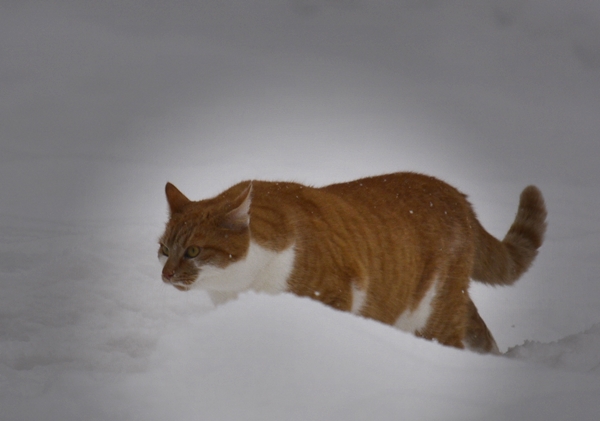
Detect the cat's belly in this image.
<box><xmin>350</xmin><ymin>284</ymin><xmax>367</xmax><ymax>314</ymax></box>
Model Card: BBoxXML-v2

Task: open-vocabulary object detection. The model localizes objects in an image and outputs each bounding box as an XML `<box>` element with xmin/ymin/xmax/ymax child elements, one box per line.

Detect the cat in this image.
<box><xmin>158</xmin><ymin>172</ymin><xmax>547</xmax><ymax>354</ymax></box>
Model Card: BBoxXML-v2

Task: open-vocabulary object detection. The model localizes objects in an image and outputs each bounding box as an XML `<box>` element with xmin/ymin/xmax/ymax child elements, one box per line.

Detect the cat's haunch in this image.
<box><xmin>158</xmin><ymin>172</ymin><xmax>547</xmax><ymax>354</ymax></box>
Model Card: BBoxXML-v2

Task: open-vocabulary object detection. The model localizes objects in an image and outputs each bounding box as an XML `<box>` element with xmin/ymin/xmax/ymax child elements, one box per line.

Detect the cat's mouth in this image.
<box><xmin>167</xmin><ymin>279</ymin><xmax>194</xmax><ymax>291</ymax></box>
<box><xmin>162</xmin><ymin>275</ymin><xmax>194</xmax><ymax>291</ymax></box>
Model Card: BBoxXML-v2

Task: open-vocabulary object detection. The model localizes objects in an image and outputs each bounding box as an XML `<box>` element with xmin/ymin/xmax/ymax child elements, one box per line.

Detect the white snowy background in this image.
<box><xmin>2</xmin><ymin>1</ymin><xmax>600</xmax><ymax>420</ymax></box>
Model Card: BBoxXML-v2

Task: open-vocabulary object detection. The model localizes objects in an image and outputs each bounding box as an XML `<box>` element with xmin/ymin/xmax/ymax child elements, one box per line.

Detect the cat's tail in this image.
<box><xmin>471</xmin><ymin>186</ymin><xmax>547</xmax><ymax>286</ymax></box>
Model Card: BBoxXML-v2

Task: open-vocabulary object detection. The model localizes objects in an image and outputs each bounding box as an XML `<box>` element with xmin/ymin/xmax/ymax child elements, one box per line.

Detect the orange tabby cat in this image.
<box><xmin>158</xmin><ymin>172</ymin><xmax>547</xmax><ymax>354</ymax></box>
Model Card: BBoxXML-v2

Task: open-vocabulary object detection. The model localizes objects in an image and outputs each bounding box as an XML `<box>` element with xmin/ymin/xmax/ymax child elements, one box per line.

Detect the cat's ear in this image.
<box><xmin>165</xmin><ymin>182</ymin><xmax>191</xmax><ymax>215</ymax></box>
<box><xmin>220</xmin><ymin>182</ymin><xmax>252</xmax><ymax>231</ymax></box>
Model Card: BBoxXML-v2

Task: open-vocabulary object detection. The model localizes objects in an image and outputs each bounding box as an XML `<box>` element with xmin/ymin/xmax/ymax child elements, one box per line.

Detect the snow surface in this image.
<box><xmin>2</xmin><ymin>1</ymin><xmax>600</xmax><ymax>420</ymax></box>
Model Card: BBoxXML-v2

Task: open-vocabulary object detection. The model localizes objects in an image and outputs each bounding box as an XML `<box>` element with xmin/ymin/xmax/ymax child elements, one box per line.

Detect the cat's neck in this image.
<box><xmin>196</xmin><ymin>239</ymin><xmax>296</xmax><ymax>303</ymax></box>
<box><xmin>244</xmin><ymin>181</ymin><xmax>304</xmax><ymax>251</ymax></box>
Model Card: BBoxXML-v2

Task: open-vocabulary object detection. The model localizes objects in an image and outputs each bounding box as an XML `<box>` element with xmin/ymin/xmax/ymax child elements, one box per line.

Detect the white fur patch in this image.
<box><xmin>394</xmin><ymin>279</ymin><xmax>438</xmax><ymax>333</ymax></box>
<box><xmin>351</xmin><ymin>284</ymin><xmax>367</xmax><ymax>315</ymax></box>
<box><xmin>192</xmin><ymin>241</ymin><xmax>295</xmax><ymax>304</ymax></box>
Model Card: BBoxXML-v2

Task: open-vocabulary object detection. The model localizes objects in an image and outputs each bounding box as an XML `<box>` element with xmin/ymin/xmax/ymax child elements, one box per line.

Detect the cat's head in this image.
<box><xmin>158</xmin><ymin>182</ymin><xmax>252</xmax><ymax>291</ymax></box>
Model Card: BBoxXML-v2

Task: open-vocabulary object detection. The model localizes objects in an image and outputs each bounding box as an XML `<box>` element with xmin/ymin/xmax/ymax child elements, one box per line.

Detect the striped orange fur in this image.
<box><xmin>158</xmin><ymin>172</ymin><xmax>547</xmax><ymax>353</ymax></box>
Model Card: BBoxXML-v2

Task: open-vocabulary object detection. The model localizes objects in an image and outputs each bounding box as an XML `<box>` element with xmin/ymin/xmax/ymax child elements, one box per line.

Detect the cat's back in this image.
<box><xmin>321</xmin><ymin>172</ymin><xmax>472</xmax><ymax>221</ymax></box>
<box><xmin>248</xmin><ymin>173</ymin><xmax>474</xmax><ymax>250</ymax></box>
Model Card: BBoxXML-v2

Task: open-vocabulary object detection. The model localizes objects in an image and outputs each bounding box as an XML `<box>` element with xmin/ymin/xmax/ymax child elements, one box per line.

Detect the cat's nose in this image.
<box><xmin>162</xmin><ymin>269</ymin><xmax>175</xmax><ymax>281</ymax></box>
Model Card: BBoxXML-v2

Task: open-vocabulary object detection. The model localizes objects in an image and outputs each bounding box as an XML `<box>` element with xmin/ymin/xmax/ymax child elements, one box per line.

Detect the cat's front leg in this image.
<box><xmin>207</xmin><ymin>291</ymin><xmax>239</xmax><ymax>306</ymax></box>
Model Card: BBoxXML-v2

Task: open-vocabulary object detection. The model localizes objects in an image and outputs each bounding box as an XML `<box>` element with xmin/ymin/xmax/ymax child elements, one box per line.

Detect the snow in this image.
<box><xmin>2</xmin><ymin>1</ymin><xmax>600</xmax><ymax>419</ymax></box>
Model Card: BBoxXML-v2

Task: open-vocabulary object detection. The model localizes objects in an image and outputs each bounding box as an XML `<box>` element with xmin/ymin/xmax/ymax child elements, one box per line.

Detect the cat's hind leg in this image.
<box><xmin>414</xmin><ymin>272</ymin><xmax>470</xmax><ymax>350</ymax></box>
<box><xmin>463</xmin><ymin>298</ymin><xmax>500</xmax><ymax>354</ymax></box>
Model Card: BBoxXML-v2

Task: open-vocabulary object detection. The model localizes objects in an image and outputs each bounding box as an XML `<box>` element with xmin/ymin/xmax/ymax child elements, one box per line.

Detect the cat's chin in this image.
<box><xmin>173</xmin><ymin>284</ymin><xmax>192</xmax><ymax>291</ymax></box>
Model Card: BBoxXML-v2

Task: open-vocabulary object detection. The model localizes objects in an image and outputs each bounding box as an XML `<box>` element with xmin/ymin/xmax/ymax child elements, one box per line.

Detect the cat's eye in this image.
<box><xmin>184</xmin><ymin>246</ymin><xmax>201</xmax><ymax>259</ymax></box>
<box><xmin>160</xmin><ymin>245</ymin><xmax>169</xmax><ymax>257</ymax></box>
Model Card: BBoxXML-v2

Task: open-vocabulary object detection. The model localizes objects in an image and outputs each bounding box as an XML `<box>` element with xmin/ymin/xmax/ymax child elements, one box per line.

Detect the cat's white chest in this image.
<box><xmin>194</xmin><ymin>241</ymin><xmax>295</xmax><ymax>304</ymax></box>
